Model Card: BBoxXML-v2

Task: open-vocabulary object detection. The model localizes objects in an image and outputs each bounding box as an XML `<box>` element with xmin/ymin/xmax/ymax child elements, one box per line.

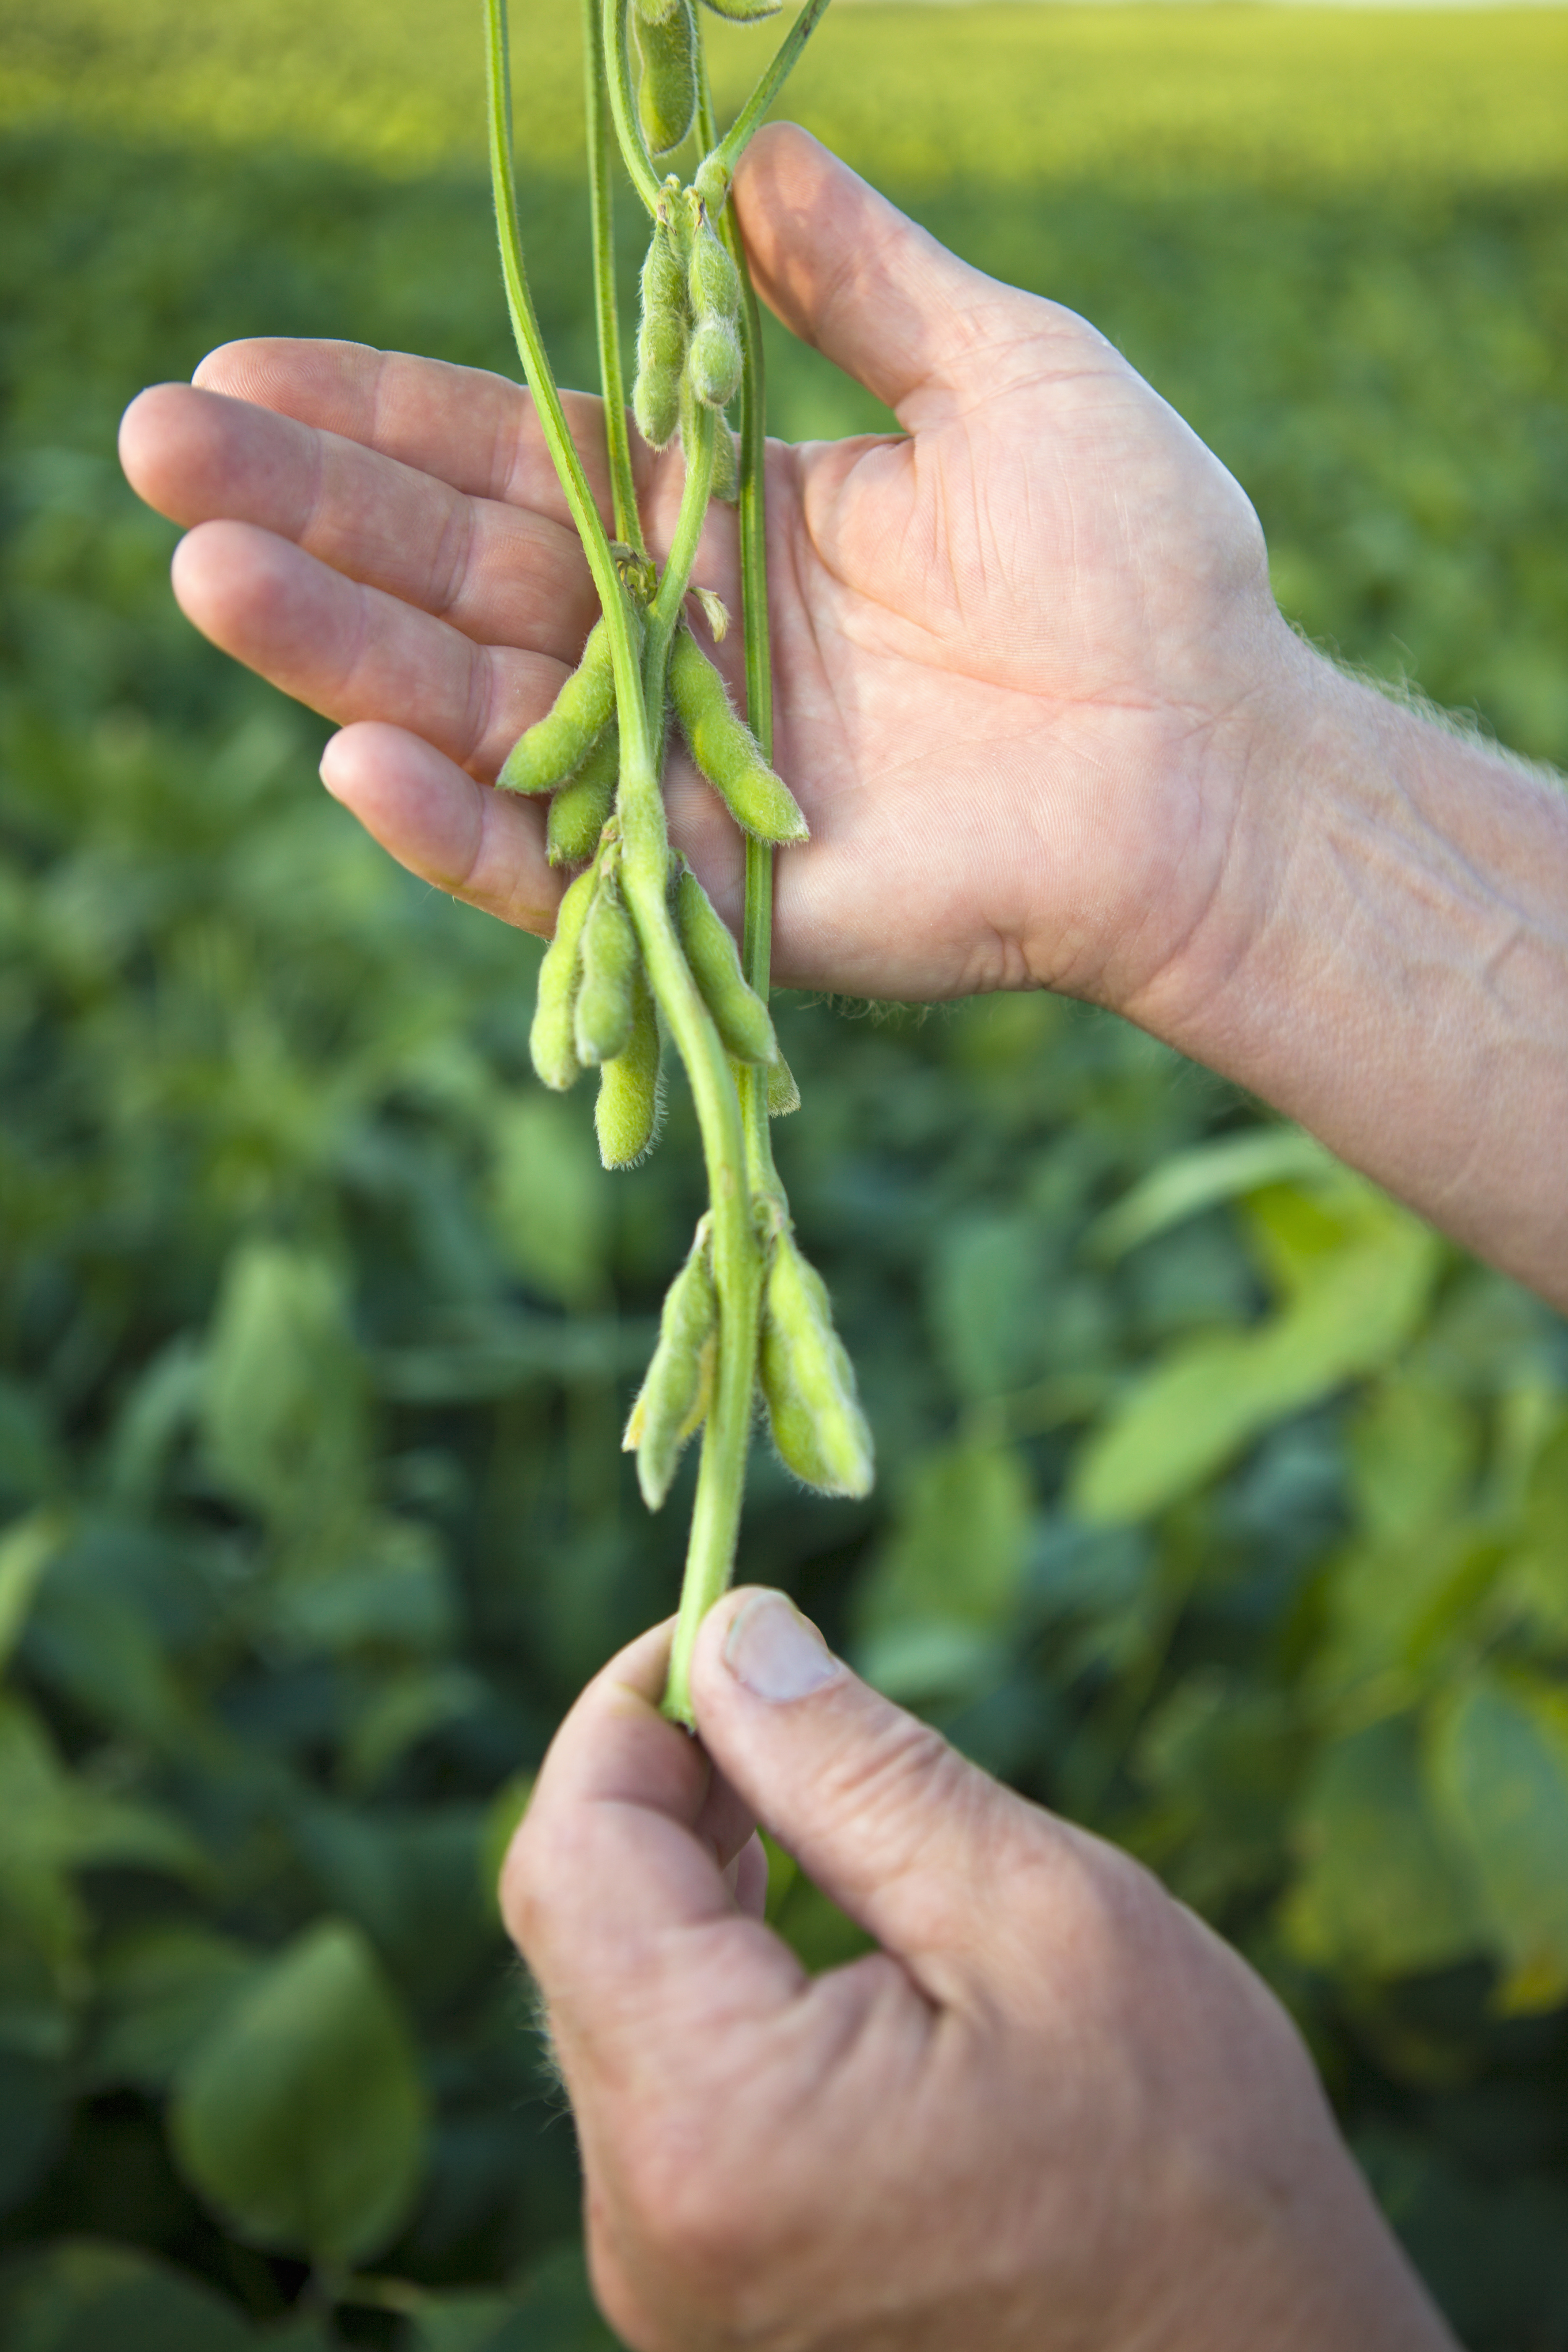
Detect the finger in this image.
<box><xmin>729</xmin><ymin>1831</ymin><xmax>770</xmax><ymax>1922</ymax></box>
<box><xmin>500</xmin><ymin>1623</ymin><xmax>803</xmax><ymax>2061</ymax></box>
<box><xmin>690</xmin><ymin>1589</ymin><xmax>1078</xmax><ymax>1995</ymax></box>
<box><xmin>121</xmin><ymin>383</ymin><xmax>598</xmax><ymax>664</ymax></box>
<box><xmin>320</xmin><ymin>723</ymin><xmax>561</xmax><ymax>935</ymax></box>
<box><xmin>733</xmin><ymin>123</ymin><xmax>1080</xmax><ymax>432</ymax></box>
<box><xmin>190</xmin><ymin>339</ymin><xmax>627</xmax><ymax>522</ymax></box>
<box><xmin>170</xmin><ymin>518</ymin><xmax>567</xmax><ymax>776</ymax></box>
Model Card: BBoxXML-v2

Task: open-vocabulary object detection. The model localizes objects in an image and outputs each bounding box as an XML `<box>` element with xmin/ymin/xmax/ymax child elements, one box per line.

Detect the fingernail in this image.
<box><xmin>723</xmin><ymin>1590</ymin><xmax>841</xmax><ymax>1704</ymax></box>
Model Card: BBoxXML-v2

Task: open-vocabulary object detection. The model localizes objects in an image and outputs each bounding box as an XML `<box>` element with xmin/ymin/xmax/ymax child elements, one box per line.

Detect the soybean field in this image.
<box><xmin>2</xmin><ymin>4</ymin><xmax>1568</xmax><ymax>2346</ymax></box>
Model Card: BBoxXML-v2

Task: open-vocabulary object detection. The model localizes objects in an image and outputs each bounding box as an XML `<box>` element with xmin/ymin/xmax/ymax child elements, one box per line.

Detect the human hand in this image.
<box><xmin>505</xmin><ymin>1589</ymin><xmax>1456</xmax><ymax>2352</ymax></box>
<box><xmin>118</xmin><ymin>125</ymin><xmax>1568</xmax><ymax>1297</ymax></box>
<box><xmin>116</xmin><ymin>124</ymin><xmax>1289</xmax><ymax>1014</ymax></box>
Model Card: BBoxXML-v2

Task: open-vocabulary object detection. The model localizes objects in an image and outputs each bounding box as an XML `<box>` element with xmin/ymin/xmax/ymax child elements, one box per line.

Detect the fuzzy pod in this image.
<box><xmin>528</xmin><ymin>863</ymin><xmax>598</xmax><ymax>1091</ymax></box>
<box><xmin>758</xmin><ymin>1227</ymin><xmax>874</xmax><ymax>1499</ymax></box>
<box><xmin>688</xmin><ymin>216</ymin><xmax>741</xmax><ymax>331</ymax></box>
<box><xmin>624</xmin><ymin>1226</ymin><xmax>718</xmax><ymax>1508</ymax></box>
<box><xmin>673</xmin><ymin>861</ymin><xmax>776</xmax><ymax>1066</ymax></box>
<box><xmin>548</xmin><ymin>724</ymin><xmax>618</xmax><ymax>868</ymax></box>
<box><xmin>766</xmin><ymin>1053</ymin><xmax>801</xmax><ymax>1118</ymax></box>
<box><xmin>697</xmin><ymin>0</ymin><xmax>782</xmax><ymax>18</ymax></box>
<box><xmin>636</xmin><ymin>0</ymin><xmax>697</xmax><ymax>157</ymax></box>
<box><xmin>632</xmin><ymin>0</ymin><xmax>682</xmax><ymax>20</ymax></box>
<box><xmin>668</xmin><ymin>627</ymin><xmax>809</xmax><ymax>846</ymax></box>
<box><xmin>709</xmin><ymin>421</ymin><xmax>738</xmax><ymax>505</ymax></box>
<box><xmin>574</xmin><ymin>864</ymin><xmax>642</xmax><ymax>1067</ymax></box>
<box><xmin>687</xmin><ymin>315</ymin><xmax>743</xmax><ymax>411</ymax></box>
<box><xmin>596</xmin><ymin>969</ymin><xmax>662</xmax><ymax>1170</ymax></box>
<box><xmin>499</xmin><ymin>619</ymin><xmax>617</xmax><ymax>795</ymax></box>
<box><xmin>634</xmin><ymin>219</ymin><xmax>689</xmax><ymax>451</ymax></box>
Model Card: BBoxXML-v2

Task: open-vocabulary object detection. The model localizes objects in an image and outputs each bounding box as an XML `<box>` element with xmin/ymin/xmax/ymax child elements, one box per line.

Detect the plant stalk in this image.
<box><xmin>710</xmin><ymin>0</ymin><xmax>834</xmax><ymax>183</ymax></box>
<box><xmin>582</xmin><ymin>0</ymin><xmax>643</xmax><ymax>553</ymax></box>
<box><xmin>603</xmin><ymin>0</ymin><xmax>662</xmax><ymax>214</ymax></box>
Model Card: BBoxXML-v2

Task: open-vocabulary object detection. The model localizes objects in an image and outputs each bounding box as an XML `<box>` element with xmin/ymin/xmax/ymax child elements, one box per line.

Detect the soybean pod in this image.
<box><xmin>528</xmin><ymin>861</ymin><xmax>599</xmax><ymax>1092</ymax></box>
<box><xmin>548</xmin><ymin>723</ymin><xmax>619</xmax><ymax>867</ymax></box>
<box><xmin>624</xmin><ymin>1221</ymin><xmax>719</xmax><ymax>1509</ymax></box>
<box><xmin>499</xmin><ymin>618</ymin><xmax>617</xmax><ymax>795</ymax></box>
<box><xmin>574</xmin><ymin>856</ymin><xmax>642</xmax><ymax>1067</ymax></box>
<box><xmin>672</xmin><ymin>860</ymin><xmax>776</xmax><ymax>1065</ymax></box>
<box><xmin>758</xmin><ymin>1224</ymin><xmax>874</xmax><ymax>1498</ymax></box>
<box><xmin>669</xmin><ymin>625</ymin><xmax>808</xmax><ymax>844</ymax></box>
<box><xmin>596</xmin><ymin>969</ymin><xmax>663</xmax><ymax>1168</ymax></box>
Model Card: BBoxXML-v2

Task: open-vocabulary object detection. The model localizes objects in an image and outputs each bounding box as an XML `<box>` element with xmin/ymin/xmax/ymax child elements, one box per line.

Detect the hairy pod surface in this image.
<box><xmin>528</xmin><ymin>863</ymin><xmax>598</xmax><ymax>1092</ymax></box>
<box><xmin>697</xmin><ymin>0</ymin><xmax>783</xmax><ymax>17</ymax></box>
<box><xmin>632</xmin><ymin>0</ymin><xmax>682</xmax><ymax>20</ymax></box>
<box><xmin>498</xmin><ymin>618</ymin><xmax>617</xmax><ymax>794</ymax></box>
<box><xmin>669</xmin><ymin>627</ymin><xmax>808</xmax><ymax>844</ymax></box>
<box><xmin>673</xmin><ymin>861</ymin><xmax>776</xmax><ymax>1065</ymax></box>
<box><xmin>634</xmin><ymin>218</ymin><xmax>689</xmax><ymax>451</ymax></box>
<box><xmin>687</xmin><ymin>315</ymin><xmax>743</xmax><ymax>411</ymax></box>
<box><xmin>636</xmin><ymin>0</ymin><xmax>698</xmax><ymax>157</ymax></box>
<box><xmin>759</xmin><ymin>1227</ymin><xmax>875</xmax><ymax>1498</ymax></box>
<box><xmin>709</xmin><ymin>421</ymin><xmax>738</xmax><ymax>503</ymax></box>
<box><xmin>596</xmin><ymin>968</ymin><xmax>662</xmax><ymax>1168</ymax></box>
<box><xmin>688</xmin><ymin>215</ymin><xmax>741</xmax><ymax>329</ymax></box>
<box><xmin>625</xmin><ymin>1225</ymin><xmax>719</xmax><ymax>1509</ymax></box>
<box><xmin>766</xmin><ymin>1052</ymin><xmax>801</xmax><ymax>1118</ymax></box>
<box><xmin>547</xmin><ymin>724</ymin><xmax>618</xmax><ymax>868</ymax></box>
<box><xmin>574</xmin><ymin>862</ymin><xmax>642</xmax><ymax>1067</ymax></box>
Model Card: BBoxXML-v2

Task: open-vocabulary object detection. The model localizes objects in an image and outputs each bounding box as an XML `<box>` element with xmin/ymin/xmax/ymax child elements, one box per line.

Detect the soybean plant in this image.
<box><xmin>485</xmin><ymin>0</ymin><xmax>870</xmax><ymax>1722</ymax></box>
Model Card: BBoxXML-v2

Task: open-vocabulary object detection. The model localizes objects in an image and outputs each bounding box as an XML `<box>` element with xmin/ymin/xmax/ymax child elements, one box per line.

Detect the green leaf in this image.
<box><xmin>91</xmin><ymin>1928</ymin><xmax>266</xmax><ymax>2093</ymax></box>
<box><xmin>488</xmin><ymin>1097</ymin><xmax>611</xmax><ymax>1306</ymax></box>
<box><xmin>0</xmin><ymin>2239</ymin><xmax>255</xmax><ymax>2352</ymax></box>
<box><xmin>1072</xmin><ymin>1190</ymin><xmax>1440</xmax><ymax>1522</ymax></box>
<box><xmin>0</xmin><ymin>1696</ymin><xmax>204</xmax><ymax>1966</ymax></box>
<box><xmin>1349</xmin><ymin>1378</ymin><xmax>1479</xmax><ymax>1542</ymax></box>
<box><xmin>0</xmin><ymin>1510</ymin><xmax>63</xmax><ymax>1676</ymax></box>
<box><xmin>1281</xmin><ymin>1716</ymin><xmax>1484</xmax><ymax>1978</ymax></box>
<box><xmin>1315</xmin><ymin>1526</ymin><xmax>1510</xmax><ymax>1704</ymax></box>
<box><xmin>201</xmin><ymin>1242</ymin><xmax>367</xmax><ymax>1524</ymax></box>
<box><xmin>170</xmin><ymin>1919</ymin><xmax>428</xmax><ymax>2264</ymax></box>
<box><xmin>854</xmin><ymin>1442</ymin><xmax>1031</xmax><ymax>1699</ymax></box>
<box><xmin>1087</xmin><ymin>1126</ymin><xmax>1335</xmax><ymax>1262</ymax></box>
<box><xmin>479</xmin><ymin>1772</ymin><xmax>536</xmax><ymax>1917</ymax></box>
<box><xmin>0</xmin><ymin>2049</ymin><xmax>69</xmax><ymax>2217</ymax></box>
<box><xmin>1428</xmin><ymin>1670</ymin><xmax>1568</xmax><ymax>2013</ymax></box>
<box><xmin>927</xmin><ymin>1209</ymin><xmax>1053</xmax><ymax>1399</ymax></box>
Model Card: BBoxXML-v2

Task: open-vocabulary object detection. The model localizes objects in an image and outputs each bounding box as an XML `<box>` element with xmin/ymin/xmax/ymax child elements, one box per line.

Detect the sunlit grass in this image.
<box><xmin>3</xmin><ymin>0</ymin><xmax>1565</xmax><ymax>189</ymax></box>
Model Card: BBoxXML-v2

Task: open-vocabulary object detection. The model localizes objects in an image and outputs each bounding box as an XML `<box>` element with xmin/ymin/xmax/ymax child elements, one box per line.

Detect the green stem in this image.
<box><xmin>583</xmin><ymin>0</ymin><xmax>643</xmax><ymax>553</ymax></box>
<box><xmin>493</xmin><ymin>0</ymin><xmax>763</xmax><ymax>1727</ymax></box>
<box><xmin>699</xmin><ymin>57</ymin><xmax>781</xmax><ymax>1195</ymax></box>
<box><xmin>621</xmin><ymin>402</ymin><xmax>761</xmax><ymax>1727</ymax></box>
<box><xmin>487</xmin><ymin>0</ymin><xmax>646</xmax><ymax>740</ymax></box>
<box><xmin>711</xmin><ymin>0</ymin><xmax>834</xmax><ymax>184</ymax></box>
<box><xmin>603</xmin><ymin>0</ymin><xmax>662</xmax><ymax>214</ymax></box>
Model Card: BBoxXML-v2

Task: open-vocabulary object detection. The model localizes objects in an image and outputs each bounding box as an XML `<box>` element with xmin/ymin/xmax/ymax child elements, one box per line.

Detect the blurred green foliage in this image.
<box><xmin>3</xmin><ymin>3</ymin><xmax>1568</xmax><ymax>2345</ymax></box>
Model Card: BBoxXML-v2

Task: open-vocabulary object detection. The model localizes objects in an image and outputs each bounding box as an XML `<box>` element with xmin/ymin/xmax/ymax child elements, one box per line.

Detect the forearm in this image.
<box><xmin>1141</xmin><ymin>627</ymin><xmax>1568</xmax><ymax>1308</ymax></box>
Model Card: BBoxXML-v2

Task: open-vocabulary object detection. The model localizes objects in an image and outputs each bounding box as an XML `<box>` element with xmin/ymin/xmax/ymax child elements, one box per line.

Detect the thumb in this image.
<box><xmin>691</xmin><ymin>1586</ymin><xmax>1061</xmax><ymax>1973</ymax></box>
<box><xmin>732</xmin><ymin>122</ymin><xmax>1052</xmax><ymax>432</ymax></box>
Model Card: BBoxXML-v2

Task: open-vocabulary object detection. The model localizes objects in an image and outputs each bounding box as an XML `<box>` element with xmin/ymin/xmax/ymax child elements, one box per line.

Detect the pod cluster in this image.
<box><xmin>634</xmin><ymin>182</ymin><xmax>743</xmax><ymax>454</ymax></box>
<box><xmin>525</xmin><ymin>813</ymin><xmax>795</xmax><ymax>1170</ymax></box>
<box><xmin>631</xmin><ymin>0</ymin><xmax>782</xmax><ymax>167</ymax></box>
<box><xmin>497</xmin><ymin>606</ymin><xmax>808</xmax><ymax>863</ymax></box>
<box><xmin>623</xmin><ymin>1201</ymin><xmax>874</xmax><ymax>1509</ymax></box>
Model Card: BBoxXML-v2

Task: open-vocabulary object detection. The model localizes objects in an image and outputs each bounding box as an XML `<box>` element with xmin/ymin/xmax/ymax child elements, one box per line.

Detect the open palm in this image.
<box><xmin>121</xmin><ymin>125</ymin><xmax>1285</xmax><ymax>1013</ymax></box>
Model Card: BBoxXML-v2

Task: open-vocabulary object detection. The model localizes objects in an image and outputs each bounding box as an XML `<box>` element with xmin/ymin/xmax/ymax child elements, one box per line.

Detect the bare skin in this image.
<box><xmin>118</xmin><ymin>118</ymin><xmax>1563</xmax><ymax>2352</ymax></box>
<box><xmin>119</xmin><ymin>125</ymin><xmax>1568</xmax><ymax>1302</ymax></box>
<box><xmin>506</xmin><ymin>1592</ymin><xmax>1457</xmax><ymax>2352</ymax></box>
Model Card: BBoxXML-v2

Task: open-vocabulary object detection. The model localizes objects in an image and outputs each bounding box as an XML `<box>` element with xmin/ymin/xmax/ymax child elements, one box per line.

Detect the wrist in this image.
<box><xmin>1125</xmin><ymin>622</ymin><xmax>1568</xmax><ymax>1302</ymax></box>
